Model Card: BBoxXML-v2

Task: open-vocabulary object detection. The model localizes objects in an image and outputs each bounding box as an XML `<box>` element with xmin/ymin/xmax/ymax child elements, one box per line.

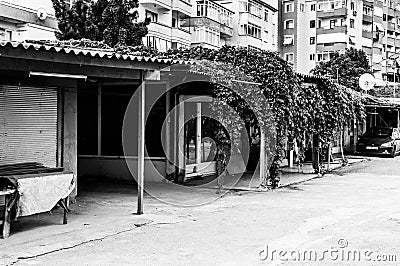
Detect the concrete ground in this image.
<box><xmin>1</xmin><ymin>155</ymin><xmax>400</xmax><ymax>265</ymax></box>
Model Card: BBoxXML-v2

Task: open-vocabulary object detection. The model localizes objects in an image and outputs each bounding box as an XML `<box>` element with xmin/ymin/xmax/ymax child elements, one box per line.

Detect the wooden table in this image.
<box><xmin>0</xmin><ymin>188</ymin><xmax>16</xmax><ymax>238</ymax></box>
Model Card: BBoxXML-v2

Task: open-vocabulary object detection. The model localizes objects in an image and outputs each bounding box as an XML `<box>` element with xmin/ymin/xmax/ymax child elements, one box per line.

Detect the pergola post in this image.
<box><xmin>259</xmin><ymin>129</ymin><xmax>266</xmax><ymax>186</ymax></box>
<box><xmin>177</xmin><ymin>95</ymin><xmax>185</xmax><ymax>182</ymax></box>
<box><xmin>195</xmin><ymin>103</ymin><xmax>202</xmax><ymax>166</ymax></box>
<box><xmin>165</xmin><ymin>83</ymin><xmax>171</xmax><ymax>174</ymax></box>
<box><xmin>137</xmin><ymin>71</ymin><xmax>146</xmax><ymax>215</ymax></box>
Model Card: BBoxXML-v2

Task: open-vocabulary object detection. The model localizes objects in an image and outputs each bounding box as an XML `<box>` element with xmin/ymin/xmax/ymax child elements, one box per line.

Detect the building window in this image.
<box><xmin>310</xmin><ymin>20</ymin><xmax>316</xmax><ymax>28</ymax></box>
<box><xmin>350</xmin><ymin>19</ymin><xmax>355</xmax><ymax>28</ymax></box>
<box><xmin>363</xmin><ymin>6</ymin><xmax>372</xmax><ymax>16</ymax></box>
<box><xmin>350</xmin><ymin>1</ymin><xmax>355</xmax><ymax>10</ymax></box>
<box><xmin>300</xmin><ymin>3</ymin><xmax>305</xmax><ymax>12</ymax></box>
<box><xmin>310</xmin><ymin>54</ymin><xmax>315</xmax><ymax>60</ymax></box>
<box><xmin>310</xmin><ymin>37</ymin><xmax>315</xmax><ymax>44</ymax></box>
<box><xmin>285</xmin><ymin>19</ymin><xmax>294</xmax><ymax>29</ymax></box>
<box><xmin>317</xmin><ymin>51</ymin><xmax>334</xmax><ymax>62</ymax></box>
<box><xmin>0</xmin><ymin>28</ymin><xmax>12</xmax><ymax>41</ymax></box>
<box><xmin>330</xmin><ymin>19</ymin><xmax>336</xmax><ymax>29</ymax></box>
<box><xmin>311</xmin><ymin>4</ymin><xmax>315</xmax><ymax>11</ymax></box>
<box><xmin>264</xmin><ymin>10</ymin><xmax>269</xmax><ymax>21</ymax></box>
<box><xmin>283</xmin><ymin>35</ymin><xmax>294</xmax><ymax>45</ymax></box>
<box><xmin>284</xmin><ymin>2</ymin><xmax>294</xmax><ymax>13</ymax></box>
<box><xmin>145</xmin><ymin>10</ymin><xmax>158</xmax><ymax>23</ymax></box>
<box><xmin>285</xmin><ymin>53</ymin><xmax>294</xmax><ymax>62</ymax></box>
<box><xmin>240</xmin><ymin>23</ymin><xmax>262</xmax><ymax>39</ymax></box>
<box><xmin>318</xmin><ymin>20</ymin><xmax>322</xmax><ymax>28</ymax></box>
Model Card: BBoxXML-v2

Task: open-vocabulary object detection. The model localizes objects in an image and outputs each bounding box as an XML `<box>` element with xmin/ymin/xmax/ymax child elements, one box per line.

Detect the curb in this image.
<box><xmin>277</xmin><ymin>157</ymin><xmax>368</xmax><ymax>188</ymax></box>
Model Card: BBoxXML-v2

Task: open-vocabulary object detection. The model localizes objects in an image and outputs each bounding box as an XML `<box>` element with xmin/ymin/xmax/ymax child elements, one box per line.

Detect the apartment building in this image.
<box><xmin>139</xmin><ymin>0</ymin><xmax>278</xmax><ymax>51</ymax></box>
<box><xmin>278</xmin><ymin>0</ymin><xmax>400</xmax><ymax>82</ymax></box>
<box><xmin>221</xmin><ymin>0</ymin><xmax>278</xmax><ymax>51</ymax></box>
<box><xmin>0</xmin><ymin>0</ymin><xmax>58</xmax><ymax>42</ymax></box>
<box><xmin>139</xmin><ymin>0</ymin><xmax>192</xmax><ymax>51</ymax></box>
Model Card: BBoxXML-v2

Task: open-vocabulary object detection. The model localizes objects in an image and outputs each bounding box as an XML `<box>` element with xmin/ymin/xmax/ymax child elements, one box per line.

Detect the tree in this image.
<box><xmin>51</xmin><ymin>0</ymin><xmax>149</xmax><ymax>47</ymax></box>
<box><xmin>311</xmin><ymin>48</ymin><xmax>370</xmax><ymax>91</ymax></box>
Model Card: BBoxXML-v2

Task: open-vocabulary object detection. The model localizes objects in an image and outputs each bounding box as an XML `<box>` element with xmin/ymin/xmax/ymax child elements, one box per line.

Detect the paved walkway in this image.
<box><xmin>0</xmin><ymin>156</ymin><xmax>366</xmax><ymax>265</ymax></box>
<box><xmin>186</xmin><ymin>156</ymin><xmax>367</xmax><ymax>190</ymax></box>
<box><xmin>3</xmin><ymin>155</ymin><xmax>399</xmax><ymax>265</ymax></box>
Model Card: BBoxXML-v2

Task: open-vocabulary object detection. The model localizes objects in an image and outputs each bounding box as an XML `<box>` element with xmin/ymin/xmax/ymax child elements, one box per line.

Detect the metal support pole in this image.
<box><xmin>137</xmin><ymin>71</ymin><xmax>146</xmax><ymax>215</ymax></box>
<box><xmin>259</xmin><ymin>129</ymin><xmax>266</xmax><ymax>186</ymax></box>
<box><xmin>195</xmin><ymin>103</ymin><xmax>202</xmax><ymax>166</ymax></box>
<box><xmin>97</xmin><ymin>85</ymin><xmax>102</xmax><ymax>156</ymax></box>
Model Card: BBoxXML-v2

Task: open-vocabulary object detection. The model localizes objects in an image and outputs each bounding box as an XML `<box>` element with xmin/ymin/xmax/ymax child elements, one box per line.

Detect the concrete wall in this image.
<box><xmin>63</xmin><ymin>86</ymin><xmax>78</xmax><ymax>198</ymax></box>
<box><xmin>78</xmin><ymin>156</ymin><xmax>167</xmax><ymax>183</ymax></box>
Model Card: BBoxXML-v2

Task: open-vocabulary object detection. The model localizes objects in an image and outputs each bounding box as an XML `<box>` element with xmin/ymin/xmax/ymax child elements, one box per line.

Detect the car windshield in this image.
<box><xmin>363</xmin><ymin>127</ymin><xmax>392</xmax><ymax>138</ymax></box>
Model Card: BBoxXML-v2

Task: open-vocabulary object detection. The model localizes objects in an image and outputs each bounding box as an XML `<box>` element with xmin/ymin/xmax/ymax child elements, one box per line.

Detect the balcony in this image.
<box><xmin>196</xmin><ymin>0</ymin><xmax>234</xmax><ymax>28</ymax></box>
<box><xmin>385</xmin><ymin>6</ymin><xmax>396</xmax><ymax>17</ymax></box>
<box><xmin>173</xmin><ymin>0</ymin><xmax>192</xmax><ymax>16</ymax></box>
<box><xmin>140</xmin><ymin>0</ymin><xmax>172</xmax><ymax>10</ymax></box>
<box><xmin>387</xmin><ymin>36</ymin><xmax>396</xmax><ymax>46</ymax></box>
<box><xmin>362</xmin><ymin>30</ymin><xmax>373</xmax><ymax>39</ymax></box>
<box><xmin>147</xmin><ymin>22</ymin><xmax>172</xmax><ymax>38</ymax></box>
<box><xmin>362</xmin><ymin>14</ymin><xmax>373</xmax><ymax>23</ymax></box>
<box><xmin>386</xmin><ymin>22</ymin><xmax>396</xmax><ymax>32</ymax></box>
<box><xmin>316</xmin><ymin>8</ymin><xmax>347</xmax><ymax>18</ymax></box>
<box><xmin>316</xmin><ymin>25</ymin><xmax>347</xmax><ymax>35</ymax></box>
<box><xmin>171</xmin><ymin>27</ymin><xmax>191</xmax><ymax>43</ymax></box>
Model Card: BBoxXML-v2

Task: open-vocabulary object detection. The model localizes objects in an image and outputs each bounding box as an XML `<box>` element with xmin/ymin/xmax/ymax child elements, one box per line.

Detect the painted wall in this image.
<box><xmin>63</xmin><ymin>86</ymin><xmax>78</xmax><ymax>198</ymax></box>
<box><xmin>1</xmin><ymin>0</ymin><xmax>56</xmax><ymax>16</ymax></box>
<box><xmin>78</xmin><ymin>156</ymin><xmax>167</xmax><ymax>183</ymax></box>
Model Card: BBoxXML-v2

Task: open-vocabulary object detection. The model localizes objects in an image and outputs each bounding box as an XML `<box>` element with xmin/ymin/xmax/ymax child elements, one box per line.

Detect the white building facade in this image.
<box><xmin>278</xmin><ymin>0</ymin><xmax>400</xmax><ymax>84</ymax></box>
<box><xmin>0</xmin><ymin>0</ymin><xmax>58</xmax><ymax>42</ymax></box>
<box><xmin>139</xmin><ymin>0</ymin><xmax>279</xmax><ymax>51</ymax></box>
<box><xmin>139</xmin><ymin>0</ymin><xmax>192</xmax><ymax>51</ymax></box>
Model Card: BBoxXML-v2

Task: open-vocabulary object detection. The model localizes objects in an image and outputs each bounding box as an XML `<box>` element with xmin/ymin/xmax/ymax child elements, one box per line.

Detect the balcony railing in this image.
<box><xmin>387</xmin><ymin>36</ymin><xmax>396</xmax><ymax>46</ymax></box>
<box><xmin>316</xmin><ymin>7</ymin><xmax>347</xmax><ymax>18</ymax></box>
<box><xmin>362</xmin><ymin>30</ymin><xmax>373</xmax><ymax>39</ymax></box>
<box><xmin>140</xmin><ymin>0</ymin><xmax>172</xmax><ymax>9</ymax></box>
<box><xmin>316</xmin><ymin>25</ymin><xmax>347</xmax><ymax>35</ymax></box>
<box><xmin>173</xmin><ymin>0</ymin><xmax>192</xmax><ymax>15</ymax></box>
<box><xmin>147</xmin><ymin>22</ymin><xmax>172</xmax><ymax>37</ymax></box>
<box><xmin>362</xmin><ymin>14</ymin><xmax>373</xmax><ymax>23</ymax></box>
<box><xmin>196</xmin><ymin>0</ymin><xmax>234</xmax><ymax>28</ymax></box>
<box><xmin>171</xmin><ymin>27</ymin><xmax>191</xmax><ymax>42</ymax></box>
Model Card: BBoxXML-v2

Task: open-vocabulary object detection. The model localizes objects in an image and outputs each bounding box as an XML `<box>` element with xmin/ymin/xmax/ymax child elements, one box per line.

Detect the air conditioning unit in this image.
<box><xmin>353</xmin><ymin>10</ymin><xmax>357</xmax><ymax>16</ymax></box>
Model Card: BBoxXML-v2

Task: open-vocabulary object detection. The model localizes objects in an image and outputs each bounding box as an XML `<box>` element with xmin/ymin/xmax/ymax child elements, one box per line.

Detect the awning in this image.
<box><xmin>317</xmin><ymin>33</ymin><xmax>347</xmax><ymax>44</ymax></box>
<box><xmin>375</xmin><ymin>23</ymin><xmax>384</xmax><ymax>32</ymax></box>
<box><xmin>283</xmin><ymin>37</ymin><xmax>294</xmax><ymax>45</ymax></box>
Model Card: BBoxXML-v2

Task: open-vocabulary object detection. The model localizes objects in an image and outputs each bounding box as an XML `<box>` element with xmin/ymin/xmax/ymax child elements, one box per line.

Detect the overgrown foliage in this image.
<box><xmin>51</xmin><ymin>0</ymin><xmax>149</xmax><ymax>47</ymax></box>
<box><xmin>26</xmin><ymin>38</ymin><xmax>365</xmax><ymax>187</ymax></box>
<box><xmin>165</xmin><ymin>46</ymin><xmax>365</xmax><ymax>186</ymax></box>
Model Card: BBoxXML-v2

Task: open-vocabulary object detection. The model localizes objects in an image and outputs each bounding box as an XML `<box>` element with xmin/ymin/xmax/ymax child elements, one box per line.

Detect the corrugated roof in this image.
<box><xmin>0</xmin><ymin>41</ymin><xmax>194</xmax><ymax>65</ymax></box>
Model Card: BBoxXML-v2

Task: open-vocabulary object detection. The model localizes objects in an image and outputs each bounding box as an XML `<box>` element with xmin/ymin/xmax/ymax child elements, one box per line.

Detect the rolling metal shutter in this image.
<box><xmin>0</xmin><ymin>85</ymin><xmax>58</xmax><ymax>167</ymax></box>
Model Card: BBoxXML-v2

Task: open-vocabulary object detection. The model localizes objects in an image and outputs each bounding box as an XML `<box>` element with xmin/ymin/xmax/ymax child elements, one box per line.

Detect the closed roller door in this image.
<box><xmin>0</xmin><ymin>85</ymin><xmax>58</xmax><ymax>167</ymax></box>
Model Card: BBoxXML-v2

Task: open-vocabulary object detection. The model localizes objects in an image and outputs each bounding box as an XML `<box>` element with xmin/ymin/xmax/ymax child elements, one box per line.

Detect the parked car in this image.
<box><xmin>357</xmin><ymin>127</ymin><xmax>400</xmax><ymax>157</ymax></box>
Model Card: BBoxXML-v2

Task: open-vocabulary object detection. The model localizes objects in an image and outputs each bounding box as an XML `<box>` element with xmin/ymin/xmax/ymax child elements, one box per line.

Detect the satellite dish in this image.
<box><xmin>36</xmin><ymin>8</ymin><xmax>48</xmax><ymax>21</ymax></box>
<box><xmin>358</xmin><ymin>73</ymin><xmax>375</xmax><ymax>91</ymax></box>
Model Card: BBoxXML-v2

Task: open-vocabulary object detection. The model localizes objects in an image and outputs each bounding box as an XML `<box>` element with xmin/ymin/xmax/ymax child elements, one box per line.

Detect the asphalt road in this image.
<box><xmin>13</xmin><ymin>156</ymin><xmax>400</xmax><ymax>266</ymax></box>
